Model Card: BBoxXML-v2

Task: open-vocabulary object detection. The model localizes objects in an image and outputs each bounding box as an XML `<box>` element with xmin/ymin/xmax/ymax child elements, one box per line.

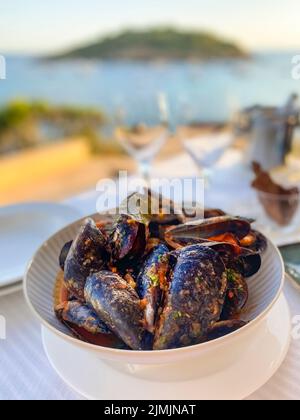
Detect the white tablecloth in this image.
<box><xmin>1</xmin><ymin>152</ymin><xmax>300</xmax><ymax>400</ymax></box>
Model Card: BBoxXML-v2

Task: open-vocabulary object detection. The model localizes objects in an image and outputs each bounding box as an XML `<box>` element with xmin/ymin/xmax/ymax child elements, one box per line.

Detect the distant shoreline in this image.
<box><xmin>48</xmin><ymin>28</ymin><xmax>248</xmax><ymax>62</ymax></box>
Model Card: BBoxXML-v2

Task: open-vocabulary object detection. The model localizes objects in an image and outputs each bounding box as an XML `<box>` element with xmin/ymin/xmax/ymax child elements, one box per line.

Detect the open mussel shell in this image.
<box><xmin>85</xmin><ymin>271</ymin><xmax>147</xmax><ymax>350</ymax></box>
<box><xmin>154</xmin><ymin>245</ymin><xmax>228</xmax><ymax>350</ymax></box>
<box><xmin>165</xmin><ymin>216</ymin><xmax>252</xmax><ymax>248</ymax></box>
<box><xmin>64</xmin><ymin>218</ymin><xmax>109</xmax><ymax>300</ymax></box>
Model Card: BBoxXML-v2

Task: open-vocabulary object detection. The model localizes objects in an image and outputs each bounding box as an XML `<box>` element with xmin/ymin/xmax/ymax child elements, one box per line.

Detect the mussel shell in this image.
<box><xmin>205</xmin><ymin>319</ymin><xmax>247</xmax><ymax>342</ymax></box>
<box><xmin>136</xmin><ymin>244</ymin><xmax>170</xmax><ymax>333</ymax></box>
<box><xmin>239</xmin><ymin>253</ymin><xmax>262</xmax><ymax>278</ymax></box>
<box><xmin>85</xmin><ymin>271</ymin><xmax>147</xmax><ymax>350</ymax></box>
<box><xmin>64</xmin><ymin>218</ymin><xmax>109</xmax><ymax>300</ymax></box>
<box><xmin>55</xmin><ymin>301</ymin><xmax>111</xmax><ymax>335</ymax></box>
<box><xmin>202</xmin><ymin>240</ymin><xmax>262</xmax><ymax>279</ymax></box>
<box><xmin>153</xmin><ymin>245</ymin><xmax>228</xmax><ymax>350</ymax></box>
<box><xmin>59</xmin><ymin>241</ymin><xmax>73</xmax><ymax>271</ymax></box>
<box><xmin>111</xmin><ymin>215</ymin><xmax>147</xmax><ymax>262</ymax></box>
<box><xmin>164</xmin><ymin>236</ymin><xmax>202</xmax><ymax>249</ymax></box>
<box><xmin>165</xmin><ymin>216</ymin><xmax>252</xmax><ymax>248</ymax></box>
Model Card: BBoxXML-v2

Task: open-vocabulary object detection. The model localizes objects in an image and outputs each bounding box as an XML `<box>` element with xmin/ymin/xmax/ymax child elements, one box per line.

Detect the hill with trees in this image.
<box><xmin>51</xmin><ymin>28</ymin><xmax>247</xmax><ymax>61</ymax></box>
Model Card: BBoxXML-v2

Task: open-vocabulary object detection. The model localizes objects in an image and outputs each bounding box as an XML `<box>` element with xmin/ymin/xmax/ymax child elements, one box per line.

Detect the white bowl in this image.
<box><xmin>24</xmin><ymin>213</ymin><xmax>285</xmax><ymax>381</ymax></box>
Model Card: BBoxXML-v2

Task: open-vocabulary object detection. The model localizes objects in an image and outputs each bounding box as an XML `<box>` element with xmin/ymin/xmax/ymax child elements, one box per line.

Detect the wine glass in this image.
<box><xmin>176</xmin><ymin>96</ymin><xmax>238</xmax><ymax>188</ymax></box>
<box><xmin>114</xmin><ymin>92</ymin><xmax>169</xmax><ymax>182</ymax></box>
<box><xmin>183</xmin><ymin>131</ymin><xmax>234</xmax><ymax>184</ymax></box>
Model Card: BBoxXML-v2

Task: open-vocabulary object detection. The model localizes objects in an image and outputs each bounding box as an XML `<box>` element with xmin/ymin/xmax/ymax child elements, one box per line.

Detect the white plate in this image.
<box><xmin>0</xmin><ymin>202</ymin><xmax>80</xmax><ymax>288</ymax></box>
<box><xmin>42</xmin><ymin>294</ymin><xmax>291</xmax><ymax>401</ymax></box>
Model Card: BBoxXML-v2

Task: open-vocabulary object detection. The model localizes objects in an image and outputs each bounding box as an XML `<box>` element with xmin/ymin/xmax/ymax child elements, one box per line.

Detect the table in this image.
<box><xmin>1</xmin><ymin>152</ymin><xmax>300</xmax><ymax>400</ymax></box>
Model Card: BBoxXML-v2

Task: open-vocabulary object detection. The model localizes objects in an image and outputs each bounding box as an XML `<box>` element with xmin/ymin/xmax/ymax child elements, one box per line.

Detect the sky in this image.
<box><xmin>1</xmin><ymin>0</ymin><xmax>300</xmax><ymax>54</ymax></box>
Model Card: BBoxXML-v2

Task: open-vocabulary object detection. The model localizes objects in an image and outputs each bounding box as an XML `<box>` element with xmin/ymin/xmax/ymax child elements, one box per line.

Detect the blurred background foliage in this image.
<box><xmin>0</xmin><ymin>100</ymin><xmax>123</xmax><ymax>156</ymax></box>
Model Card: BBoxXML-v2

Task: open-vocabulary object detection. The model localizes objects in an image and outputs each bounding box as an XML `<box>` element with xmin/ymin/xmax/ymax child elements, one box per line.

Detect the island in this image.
<box><xmin>51</xmin><ymin>28</ymin><xmax>247</xmax><ymax>61</ymax></box>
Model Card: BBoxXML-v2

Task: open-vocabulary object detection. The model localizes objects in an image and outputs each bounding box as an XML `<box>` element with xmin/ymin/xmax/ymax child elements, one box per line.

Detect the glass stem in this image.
<box><xmin>202</xmin><ymin>167</ymin><xmax>213</xmax><ymax>189</ymax></box>
<box><xmin>138</xmin><ymin>160</ymin><xmax>151</xmax><ymax>184</ymax></box>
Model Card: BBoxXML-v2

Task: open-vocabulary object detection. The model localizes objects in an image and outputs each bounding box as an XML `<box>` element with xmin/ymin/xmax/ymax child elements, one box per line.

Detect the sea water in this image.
<box><xmin>0</xmin><ymin>52</ymin><xmax>299</xmax><ymax>126</ymax></box>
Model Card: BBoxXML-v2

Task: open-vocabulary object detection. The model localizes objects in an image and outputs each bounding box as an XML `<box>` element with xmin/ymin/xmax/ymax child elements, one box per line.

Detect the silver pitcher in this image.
<box><xmin>237</xmin><ymin>94</ymin><xmax>300</xmax><ymax>170</ymax></box>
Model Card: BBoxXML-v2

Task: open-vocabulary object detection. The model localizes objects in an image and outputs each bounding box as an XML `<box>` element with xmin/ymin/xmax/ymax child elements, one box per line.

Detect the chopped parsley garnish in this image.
<box><xmin>226</xmin><ymin>269</ymin><xmax>240</xmax><ymax>284</ymax></box>
<box><xmin>173</xmin><ymin>311</ymin><xmax>183</xmax><ymax>319</ymax></box>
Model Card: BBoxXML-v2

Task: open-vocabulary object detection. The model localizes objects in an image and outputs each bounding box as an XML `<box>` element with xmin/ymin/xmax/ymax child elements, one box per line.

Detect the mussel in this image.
<box><xmin>136</xmin><ymin>244</ymin><xmax>170</xmax><ymax>333</ymax></box>
<box><xmin>55</xmin><ymin>195</ymin><xmax>267</xmax><ymax>351</ymax></box>
<box><xmin>166</xmin><ymin>216</ymin><xmax>252</xmax><ymax>242</ymax></box>
<box><xmin>55</xmin><ymin>300</ymin><xmax>111</xmax><ymax>335</ymax></box>
<box><xmin>165</xmin><ymin>216</ymin><xmax>263</xmax><ymax>279</ymax></box>
<box><xmin>164</xmin><ymin>216</ymin><xmax>252</xmax><ymax>250</ymax></box>
<box><xmin>64</xmin><ymin>219</ymin><xmax>109</xmax><ymax>300</ymax></box>
<box><xmin>55</xmin><ymin>300</ymin><xmax>123</xmax><ymax>348</ymax></box>
<box><xmin>84</xmin><ymin>271</ymin><xmax>147</xmax><ymax>350</ymax></box>
<box><xmin>153</xmin><ymin>245</ymin><xmax>228</xmax><ymax>350</ymax></box>
<box><xmin>110</xmin><ymin>215</ymin><xmax>147</xmax><ymax>262</ymax></box>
